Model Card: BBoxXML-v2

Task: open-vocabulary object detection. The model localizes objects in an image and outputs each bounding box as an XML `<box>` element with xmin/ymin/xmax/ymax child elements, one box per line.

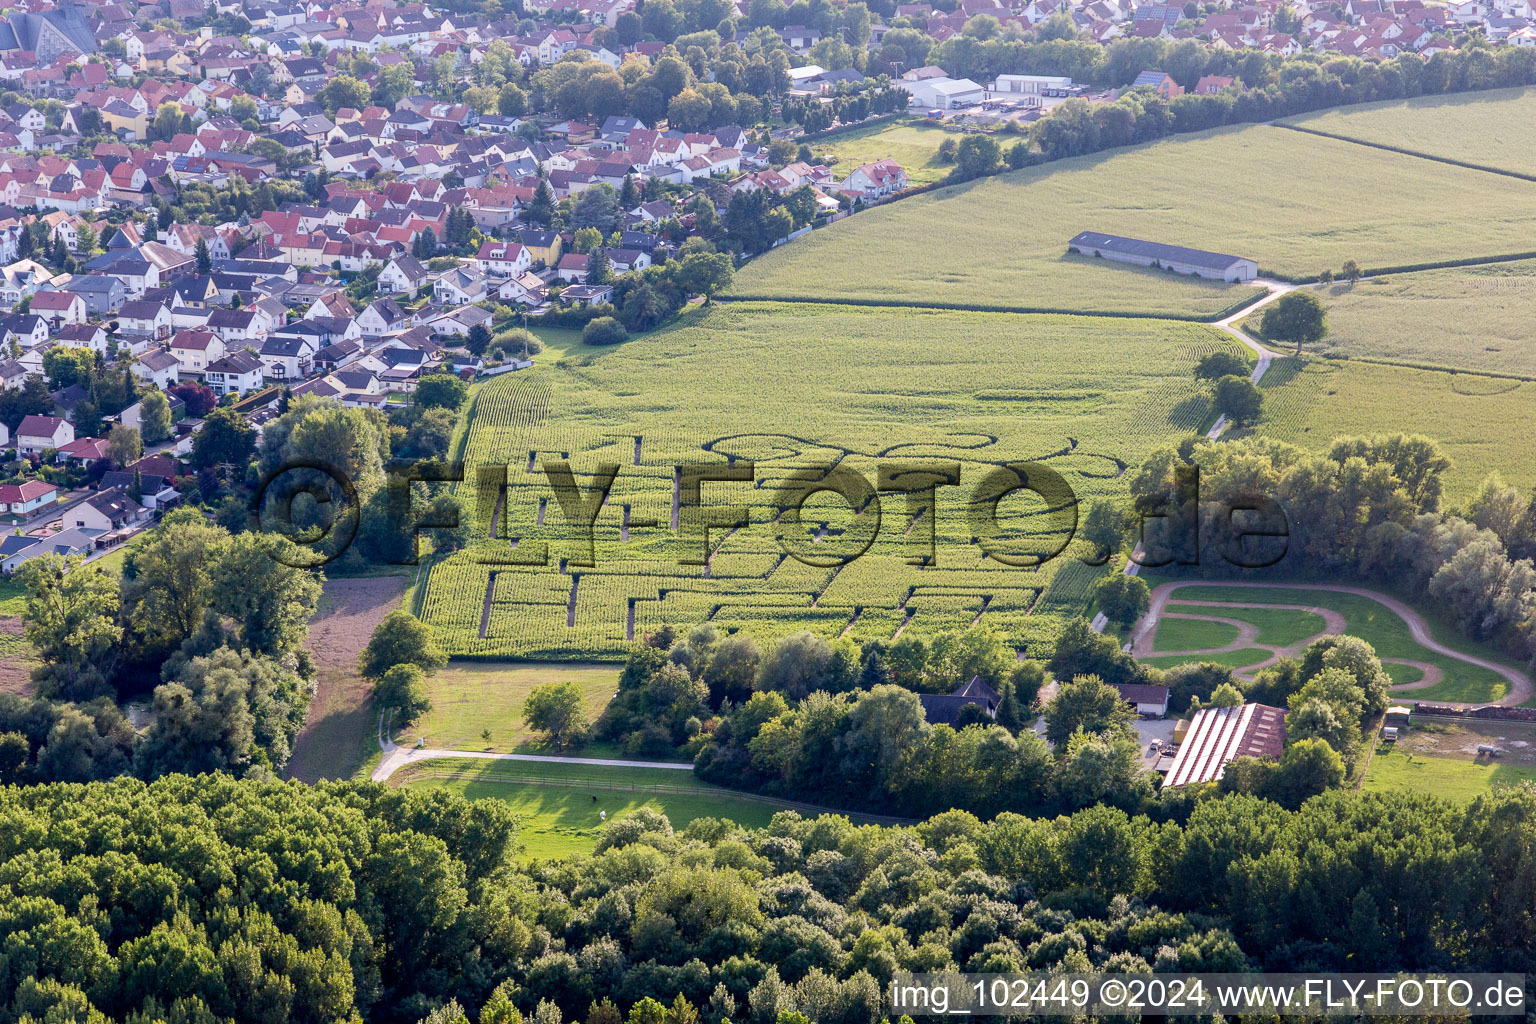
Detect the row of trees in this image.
<box><xmin>4</xmin><ymin>772</ymin><xmax>1534</xmax><ymax>1024</ymax></box>
<box><xmin>1122</xmin><ymin>433</ymin><xmax>1536</xmax><ymax>665</ymax></box>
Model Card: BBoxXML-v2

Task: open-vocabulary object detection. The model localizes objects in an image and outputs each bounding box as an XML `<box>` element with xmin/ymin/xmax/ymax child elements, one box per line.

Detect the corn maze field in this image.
<box><xmin>419</xmin><ymin>303</ymin><xmax>1241</xmax><ymax>659</ymax></box>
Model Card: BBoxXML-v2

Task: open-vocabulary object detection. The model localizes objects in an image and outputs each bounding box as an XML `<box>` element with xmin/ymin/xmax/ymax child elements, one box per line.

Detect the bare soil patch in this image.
<box><xmin>287</xmin><ymin>575</ymin><xmax>407</xmax><ymax>783</ymax></box>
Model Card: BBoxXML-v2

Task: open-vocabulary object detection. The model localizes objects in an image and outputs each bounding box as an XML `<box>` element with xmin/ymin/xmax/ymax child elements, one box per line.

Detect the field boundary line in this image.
<box><xmin>1271</xmin><ymin>122</ymin><xmax>1536</xmax><ymax>182</ymax></box>
<box><xmin>717</xmin><ymin>293</ymin><xmax>1264</xmax><ymax>323</ymax></box>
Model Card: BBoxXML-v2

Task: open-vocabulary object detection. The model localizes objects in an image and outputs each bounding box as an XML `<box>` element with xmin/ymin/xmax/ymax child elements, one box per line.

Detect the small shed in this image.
<box><xmin>1384</xmin><ymin>705</ymin><xmax>1413</xmax><ymax>729</ymax></box>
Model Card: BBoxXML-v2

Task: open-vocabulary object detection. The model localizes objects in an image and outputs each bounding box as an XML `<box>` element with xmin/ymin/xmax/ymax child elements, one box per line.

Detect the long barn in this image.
<box><xmin>1069</xmin><ymin>231</ymin><xmax>1259</xmax><ymax>282</ymax></box>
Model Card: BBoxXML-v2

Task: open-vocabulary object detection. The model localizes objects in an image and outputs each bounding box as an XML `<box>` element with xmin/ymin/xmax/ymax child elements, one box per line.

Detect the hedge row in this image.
<box><xmin>1275</xmin><ymin>122</ymin><xmax>1536</xmax><ymax>182</ymax></box>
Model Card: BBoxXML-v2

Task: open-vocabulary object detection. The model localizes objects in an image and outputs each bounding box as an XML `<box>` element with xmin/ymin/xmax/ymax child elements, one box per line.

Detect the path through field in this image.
<box><xmin>1090</xmin><ymin>282</ymin><xmax>1289</xmax><ymax>631</ymax></box>
<box><xmin>371</xmin><ymin>711</ymin><xmax>693</xmax><ymax>781</ymax></box>
<box><xmin>1130</xmin><ymin>580</ymin><xmax>1533</xmax><ymax>706</ymax></box>
<box><xmin>288</xmin><ymin>575</ymin><xmax>408</xmax><ymax>782</ymax></box>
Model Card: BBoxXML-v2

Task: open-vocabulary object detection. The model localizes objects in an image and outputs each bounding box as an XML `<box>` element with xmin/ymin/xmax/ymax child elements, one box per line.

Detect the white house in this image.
<box><xmin>131</xmin><ymin>349</ymin><xmax>181</xmax><ymax>390</ymax></box>
<box><xmin>203</xmin><ymin>351</ymin><xmax>265</xmax><ymax>395</ymax></box>
<box><xmin>377</xmin><ymin>254</ymin><xmax>428</xmax><ymax>296</ymax></box>
<box><xmin>839</xmin><ymin>159</ymin><xmax>909</xmax><ymax>201</ymax></box>
<box><xmin>16</xmin><ymin>414</ymin><xmax>73</xmax><ymax>455</ymax></box>
<box><xmin>170</xmin><ymin>329</ymin><xmax>225</xmax><ymax>374</ymax></box>
<box><xmin>475</xmin><ymin>240</ymin><xmax>532</xmax><ymax>278</ymax></box>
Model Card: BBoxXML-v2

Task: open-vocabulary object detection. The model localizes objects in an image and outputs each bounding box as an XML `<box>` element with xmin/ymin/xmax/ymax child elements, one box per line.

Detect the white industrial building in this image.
<box><xmin>994</xmin><ymin>74</ymin><xmax>1073</xmax><ymax>94</ymax></box>
<box><xmin>899</xmin><ymin>76</ymin><xmax>986</xmax><ymax>109</ymax></box>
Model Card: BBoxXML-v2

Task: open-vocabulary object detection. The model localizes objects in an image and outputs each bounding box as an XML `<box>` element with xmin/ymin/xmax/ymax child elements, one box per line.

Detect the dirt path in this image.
<box><xmin>0</xmin><ymin>618</ymin><xmax>34</xmax><ymax>696</ymax></box>
<box><xmin>371</xmin><ymin>711</ymin><xmax>694</xmax><ymax>782</ymax></box>
<box><xmin>1131</xmin><ymin>580</ymin><xmax>1533</xmax><ymax>706</ymax></box>
<box><xmin>287</xmin><ymin>575</ymin><xmax>409</xmax><ymax>783</ymax></box>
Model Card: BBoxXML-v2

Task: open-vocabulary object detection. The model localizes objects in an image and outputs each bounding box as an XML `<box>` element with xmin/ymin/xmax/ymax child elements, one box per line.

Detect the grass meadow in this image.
<box><xmin>1280</xmin><ymin>86</ymin><xmax>1536</xmax><ymax>176</ymax></box>
<box><xmin>811</xmin><ymin>119</ymin><xmax>957</xmax><ymax>187</ymax></box>
<box><xmin>1306</xmin><ymin>262</ymin><xmax>1536</xmax><ymax>377</ymax></box>
<box><xmin>417</xmin><ymin>301</ymin><xmax>1241</xmax><ymax>659</ymax></box>
<box><xmin>391</xmin><ymin>661</ymin><xmax>626</xmax><ymax>755</ymax></box>
<box><xmin>1235</xmin><ymin>356</ymin><xmax>1536</xmax><ymax>498</ymax></box>
<box><xmin>1151</xmin><ymin>616</ymin><xmax>1241</xmax><ymax>652</ymax></box>
<box><xmin>733</xmin><ymin>124</ymin><xmax>1536</xmax><ymax>310</ymax></box>
<box><xmin>393</xmin><ymin>758</ymin><xmax>815</xmax><ymax>859</ymax></box>
<box><xmin>1137</xmin><ymin>647</ymin><xmax>1275</xmax><ymax>671</ymax></box>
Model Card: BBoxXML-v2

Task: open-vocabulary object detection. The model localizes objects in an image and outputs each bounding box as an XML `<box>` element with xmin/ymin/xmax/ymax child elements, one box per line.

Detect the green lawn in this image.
<box><xmin>1151</xmin><ymin>616</ymin><xmax>1240</xmax><ymax>652</ymax></box>
<box><xmin>394</xmin><ymin>758</ymin><xmax>786</xmax><ymax>860</ymax></box>
<box><xmin>1364</xmin><ymin>744</ymin><xmax>1536</xmax><ymax>801</ymax></box>
<box><xmin>1383</xmin><ymin>662</ymin><xmax>1426</xmax><ymax>687</ymax></box>
<box><xmin>423</xmin><ymin>301</ymin><xmax>1242</xmax><ymax>659</ymax></box>
<box><xmin>811</xmin><ymin>119</ymin><xmax>955</xmax><ymax>187</ymax></box>
<box><xmin>1167</xmin><ymin>586</ymin><xmax>1511</xmax><ymax>703</ymax></box>
<box><xmin>1237</xmin><ymin>356</ymin><xmax>1536</xmax><ymax>497</ymax></box>
<box><xmin>1138</xmin><ymin>647</ymin><xmax>1274</xmax><ymax>671</ymax></box>
<box><xmin>1280</xmin><ymin>86</ymin><xmax>1536</xmax><ymax>177</ymax></box>
<box><xmin>394</xmin><ymin>661</ymin><xmax>626</xmax><ymax>755</ymax></box>
<box><xmin>1295</xmin><ymin>263</ymin><xmax>1536</xmax><ymax>378</ymax></box>
<box><xmin>1176</xmin><ymin>604</ymin><xmax>1327</xmax><ymax>647</ymax></box>
<box><xmin>0</xmin><ymin>576</ymin><xmax>26</xmax><ymax>617</ymax></box>
<box><xmin>734</xmin><ymin>123</ymin><xmax>1536</xmax><ymax>313</ymax></box>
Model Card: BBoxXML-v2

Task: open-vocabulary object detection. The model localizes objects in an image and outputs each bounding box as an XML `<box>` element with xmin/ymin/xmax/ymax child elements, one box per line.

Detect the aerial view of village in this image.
<box><xmin>2</xmin><ymin>0</ymin><xmax>1536</xmax><ymax>1014</ymax></box>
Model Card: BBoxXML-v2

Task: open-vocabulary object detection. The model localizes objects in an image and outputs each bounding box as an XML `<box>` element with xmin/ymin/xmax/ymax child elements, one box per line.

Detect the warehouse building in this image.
<box><xmin>1161</xmin><ymin>702</ymin><xmax>1287</xmax><ymax>787</ymax></box>
<box><xmin>994</xmin><ymin>74</ymin><xmax>1073</xmax><ymax>95</ymax></box>
<box><xmin>1068</xmin><ymin>231</ymin><xmax>1260</xmax><ymax>282</ymax></box>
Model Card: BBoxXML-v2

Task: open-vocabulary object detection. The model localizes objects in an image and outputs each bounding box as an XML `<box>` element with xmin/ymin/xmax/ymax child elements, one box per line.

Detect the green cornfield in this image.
<box><xmin>419</xmin><ymin>302</ymin><xmax>1239</xmax><ymax>659</ymax></box>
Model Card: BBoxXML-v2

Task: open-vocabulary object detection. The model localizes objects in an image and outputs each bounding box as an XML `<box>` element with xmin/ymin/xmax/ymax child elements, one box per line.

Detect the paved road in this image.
<box><xmin>1204</xmin><ymin>279</ymin><xmax>1291</xmax><ymax>441</ymax></box>
<box><xmin>370</xmin><ymin>712</ymin><xmax>695</xmax><ymax>782</ymax></box>
<box><xmin>1133</xmin><ymin>580</ymin><xmax>1534</xmax><ymax>707</ymax></box>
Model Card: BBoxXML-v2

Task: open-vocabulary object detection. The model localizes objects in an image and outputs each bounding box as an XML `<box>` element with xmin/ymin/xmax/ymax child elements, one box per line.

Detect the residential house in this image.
<box><xmin>169</xmin><ymin>329</ymin><xmax>225</xmax><ymax>374</ymax></box>
<box><xmin>70</xmin><ymin>487</ymin><xmax>146</xmax><ymax>532</ymax></box>
<box><xmin>16</xmin><ymin>414</ymin><xmax>73</xmax><ymax>455</ymax></box>
<box><xmin>131</xmin><ymin>348</ymin><xmax>181</xmax><ymax>389</ymax></box>
<box><xmin>29</xmin><ymin>289</ymin><xmax>86</xmax><ymax>327</ymax></box>
<box><xmin>203</xmin><ymin>351</ymin><xmax>265</xmax><ymax>395</ymax></box>
<box><xmin>0</xmin><ymin>479</ymin><xmax>58</xmax><ymax>516</ymax></box>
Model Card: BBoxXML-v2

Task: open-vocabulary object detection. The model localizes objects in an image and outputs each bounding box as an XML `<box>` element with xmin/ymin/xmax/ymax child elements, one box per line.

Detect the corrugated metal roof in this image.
<box><xmin>1069</xmin><ymin>231</ymin><xmax>1253</xmax><ymax>272</ymax></box>
<box><xmin>1163</xmin><ymin>702</ymin><xmax>1287</xmax><ymax>787</ymax></box>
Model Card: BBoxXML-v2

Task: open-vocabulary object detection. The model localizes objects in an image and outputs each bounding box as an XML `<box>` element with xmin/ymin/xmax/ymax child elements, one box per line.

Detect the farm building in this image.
<box><xmin>919</xmin><ymin>676</ymin><xmax>1000</xmax><ymax>725</ymax></box>
<box><xmin>1161</xmin><ymin>702</ymin><xmax>1287</xmax><ymax>787</ymax></box>
<box><xmin>994</xmin><ymin>74</ymin><xmax>1073</xmax><ymax>95</ymax></box>
<box><xmin>1114</xmin><ymin>682</ymin><xmax>1170</xmax><ymax>718</ymax></box>
<box><xmin>1068</xmin><ymin>231</ymin><xmax>1259</xmax><ymax>282</ymax></box>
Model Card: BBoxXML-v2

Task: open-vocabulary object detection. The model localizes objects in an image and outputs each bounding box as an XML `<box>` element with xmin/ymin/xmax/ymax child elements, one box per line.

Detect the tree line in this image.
<box><xmin>1122</xmin><ymin>432</ymin><xmax>1536</xmax><ymax>668</ymax></box>
<box><xmin>2</xmin><ymin>772</ymin><xmax>1534</xmax><ymax>1024</ymax></box>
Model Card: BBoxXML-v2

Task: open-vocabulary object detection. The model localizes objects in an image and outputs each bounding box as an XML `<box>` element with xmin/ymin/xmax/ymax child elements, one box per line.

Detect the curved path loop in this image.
<box><xmin>1130</xmin><ymin>580</ymin><xmax>1533</xmax><ymax>707</ymax></box>
<box><xmin>371</xmin><ymin>712</ymin><xmax>694</xmax><ymax>782</ymax></box>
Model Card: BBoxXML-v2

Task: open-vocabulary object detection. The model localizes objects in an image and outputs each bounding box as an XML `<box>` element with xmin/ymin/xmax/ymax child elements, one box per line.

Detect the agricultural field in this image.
<box><xmin>418</xmin><ymin>301</ymin><xmax>1240</xmax><ymax>659</ymax></box>
<box><xmin>1239</xmin><ymin>356</ymin><xmax>1536</xmax><ymax>497</ymax></box>
<box><xmin>390</xmin><ymin>661</ymin><xmax>625</xmax><ymax>755</ymax></box>
<box><xmin>733</xmin><ymin>124</ymin><xmax>1536</xmax><ymax>311</ymax></box>
<box><xmin>1165</xmin><ymin>585</ymin><xmax>1513</xmax><ymax>704</ymax></box>
<box><xmin>811</xmin><ymin>119</ymin><xmax>955</xmax><ymax>187</ymax></box>
<box><xmin>1300</xmin><ymin>262</ymin><xmax>1536</xmax><ymax>377</ymax></box>
<box><xmin>1280</xmin><ymin>86</ymin><xmax>1536</xmax><ymax>177</ymax></box>
<box><xmin>393</xmin><ymin>758</ymin><xmax>796</xmax><ymax>859</ymax></box>
<box><xmin>1364</xmin><ymin>718</ymin><xmax>1536</xmax><ymax>800</ymax></box>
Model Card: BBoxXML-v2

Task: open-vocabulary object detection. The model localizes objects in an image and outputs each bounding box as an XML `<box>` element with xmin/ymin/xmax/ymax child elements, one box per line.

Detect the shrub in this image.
<box><xmin>583</xmin><ymin>317</ymin><xmax>629</xmax><ymax>346</ymax></box>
